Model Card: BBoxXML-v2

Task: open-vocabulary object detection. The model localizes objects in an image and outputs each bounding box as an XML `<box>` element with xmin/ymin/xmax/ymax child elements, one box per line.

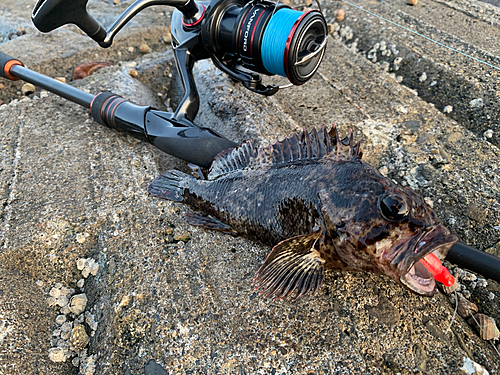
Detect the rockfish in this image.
<box><xmin>148</xmin><ymin>126</ymin><xmax>458</xmax><ymax>298</ymax></box>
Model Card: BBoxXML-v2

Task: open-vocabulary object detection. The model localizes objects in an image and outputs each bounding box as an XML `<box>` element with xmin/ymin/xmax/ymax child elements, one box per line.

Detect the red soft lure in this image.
<box><xmin>419</xmin><ymin>253</ymin><xmax>455</xmax><ymax>287</ymax></box>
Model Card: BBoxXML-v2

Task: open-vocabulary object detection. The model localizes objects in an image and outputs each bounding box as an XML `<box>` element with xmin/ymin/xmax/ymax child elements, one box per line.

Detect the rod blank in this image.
<box><xmin>10</xmin><ymin>64</ymin><xmax>94</xmax><ymax>108</ymax></box>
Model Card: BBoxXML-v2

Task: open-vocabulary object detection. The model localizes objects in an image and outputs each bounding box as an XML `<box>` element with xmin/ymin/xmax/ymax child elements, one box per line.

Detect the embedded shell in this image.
<box><xmin>70</xmin><ymin>324</ymin><xmax>90</xmax><ymax>351</ymax></box>
<box><xmin>468</xmin><ymin>313</ymin><xmax>500</xmax><ymax>341</ymax></box>
<box><xmin>69</xmin><ymin>293</ymin><xmax>88</xmax><ymax>315</ymax></box>
<box><xmin>456</xmin><ymin>293</ymin><xmax>478</xmax><ymax>318</ymax></box>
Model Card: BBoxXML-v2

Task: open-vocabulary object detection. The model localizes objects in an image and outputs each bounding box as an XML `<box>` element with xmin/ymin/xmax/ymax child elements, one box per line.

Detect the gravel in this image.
<box><xmin>0</xmin><ymin>0</ymin><xmax>499</xmax><ymax>374</ymax></box>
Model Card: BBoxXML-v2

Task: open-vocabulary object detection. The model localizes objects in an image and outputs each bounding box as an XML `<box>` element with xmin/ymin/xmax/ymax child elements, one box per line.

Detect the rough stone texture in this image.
<box><xmin>0</xmin><ymin>0</ymin><xmax>500</xmax><ymax>374</ymax></box>
<box><xmin>326</xmin><ymin>0</ymin><xmax>500</xmax><ymax>148</ymax></box>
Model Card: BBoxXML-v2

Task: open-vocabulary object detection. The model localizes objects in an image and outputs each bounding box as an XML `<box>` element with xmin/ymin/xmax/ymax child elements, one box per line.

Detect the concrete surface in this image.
<box><xmin>0</xmin><ymin>0</ymin><xmax>499</xmax><ymax>374</ymax></box>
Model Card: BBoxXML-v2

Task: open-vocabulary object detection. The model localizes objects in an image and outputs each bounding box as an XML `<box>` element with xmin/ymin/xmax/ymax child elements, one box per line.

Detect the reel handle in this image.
<box><xmin>32</xmin><ymin>0</ymin><xmax>203</xmax><ymax>47</ymax></box>
<box><xmin>32</xmin><ymin>0</ymin><xmax>106</xmax><ymax>43</ymax></box>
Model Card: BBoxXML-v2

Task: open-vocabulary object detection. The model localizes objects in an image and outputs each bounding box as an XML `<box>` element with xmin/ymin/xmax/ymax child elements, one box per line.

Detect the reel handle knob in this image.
<box><xmin>32</xmin><ymin>0</ymin><xmax>106</xmax><ymax>43</ymax></box>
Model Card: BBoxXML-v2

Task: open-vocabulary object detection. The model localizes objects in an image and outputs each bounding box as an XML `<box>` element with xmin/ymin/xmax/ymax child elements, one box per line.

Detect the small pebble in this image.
<box><xmin>483</xmin><ymin>129</ymin><xmax>493</xmax><ymax>139</ymax></box>
<box><xmin>77</xmin><ymin>258</ymin><xmax>86</xmax><ymax>271</ymax></box>
<box><xmin>461</xmin><ymin>357</ymin><xmax>489</xmax><ymax>375</ymax></box>
<box><xmin>80</xmin><ymin>355</ymin><xmax>96</xmax><ymax>375</ymax></box>
<box><xmin>55</xmin><ymin>295</ymin><xmax>69</xmax><ymax>307</ymax></box>
<box><xmin>78</xmin><ymin>258</ymin><xmax>99</xmax><ymax>278</ymax></box>
<box><xmin>48</xmin><ymin>347</ymin><xmax>71</xmax><ymax>363</ymax></box>
<box><xmin>21</xmin><ymin>83</ymin><xmax>35</xmax><ymax>96</ymax></box>
<box><xmin>117</xmin><ymin>295</ymin><xmax>132</xmax><ymax>310</ymax></box>
<box><xmin>488</xmin><ymin>292</ymin><xmax>495</xmax><ymax>300</ymax></box>
<box><xmin>61</xmin><ymin>330</ymin><xmax>72</xmax><ymax>341</ymax></box>
<box><xmin>69</xmin><ymin>294</ymin><xmax>88</xmax><ymax>315</ymax></box>
<box><xmin>378</xmin><ymin>166</ymin><xmax>389</xmax><ymax>176</ymax></box>
<box><xmin>443</xmin><ymin>105</ymin><xmax>453</xmax><ymax>113</ymax></box>
<box><xmin>127</xmin><ymin>46</ymin><xmax>135</xmax><ymax>53</ymax></box>
<box><xmin>128</xmin><ymin>69</ymin><xmax>138</xmax><ymax>78</ymax></box>
<box><xmin>477</xmin><ymin>278</ymin><xmax>488</xmax><ymax>288</ymax></box>
<box><xmin>76</xmin><ymin>233</ymin><xmax>87</xmax><ymax>244</ymax></box>
<box><xmin>84</xmin><ymin>262</ymin><xmax>99</xmax><ymax>278</ymax></box>
<box><xmin>469</xmin><ymin>98</ymin><xmax>483</xmax><ymax>109</ymax></box>
<box><xmin>161</xmin><ymin>33</ymin><xmax>172</xmax><ymax>44</ymax></box>
<box><xmin>335</xmin><ymin>9</ymin><xmax>345</xmax><ymax>22</ymax></box>
<box><xmin>406</xmin><ymin>0</ymin><xmax>418</xmax><ymax>4</ymax></box>
<box><xmin>139</xmin><ymin>43</ymin><xmax>152</xmax><ymax>54</ymax></box>
<box><xmin>55</xmin><ymin>315</ymin><xmax>67</xmax><ymax>325</ymax></box>
<box><xmin>327</xmin><ymin>23</ymin><xmax>335</xmax><ymax>34</ymax></box>
<box><xmin>49</xmin><ymin>287</ymin><xmax>62</xmax><ymax>298</ymax></box>
<box><xmin>85</xmin><ymin>311</ymin><xmax>98</xmax><ymax>333</ymax></box>
<box><xmin>461</xmin><ymin>270</ymin><xmax>477</xmax><ymax>282</ymax></box>
<box><xmin>59</xmin><ymin>287</ymin><xmax>71</xmax><ymax>296</ymax></box>
<box><xmin>60</xmin><ymin>305</ymin><xmax>71</xmax><ymax>315</ymax></box>
<box><xmin>419</xmin><ymin>72</ymin><xmax>427</xmax><ymax>82</ymax></box>
<box><xmin>54</xmin><ymin>77</ymin><xmax>66</xmax><ymax>83</ymax></box>
<box><xmin>174</xmin><ymin>232</ymin><xmax>191</xmax><ymax>242</ymax></box>
<box><xmin>77</xmin><ymin>279</ymin><xmax>85</xmax><ymax>288</ymax></box>
<box><xmin>61</xmin><ymin>321</ymin><xmax>73</xmax><ymax>333</ymax></box>
<box><xmin>113</xmin><ymin>0</ymin><xmax>120</xmax><ymax>4</ymax></box>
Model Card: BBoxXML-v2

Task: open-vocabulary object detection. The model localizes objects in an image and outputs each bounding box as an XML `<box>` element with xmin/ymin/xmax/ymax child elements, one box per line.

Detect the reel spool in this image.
<box><xmin>202</xmin><ymin>0</ymin><xmax>327</xmax><ymax>92</ymax></box>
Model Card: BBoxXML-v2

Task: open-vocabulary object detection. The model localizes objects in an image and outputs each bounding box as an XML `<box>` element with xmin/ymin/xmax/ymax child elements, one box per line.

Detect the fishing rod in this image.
<box><xmin>1</xmin><ymin>0</ymin><xmax>499</xmax><ymax>283</ymax></box>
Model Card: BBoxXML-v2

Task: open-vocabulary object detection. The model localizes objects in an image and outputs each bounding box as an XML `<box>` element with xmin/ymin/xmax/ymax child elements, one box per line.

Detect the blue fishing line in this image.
<box><xmin>261</xmin><ymin>8</ymin><xmax>303</xmax><ymax>77</ymax></box>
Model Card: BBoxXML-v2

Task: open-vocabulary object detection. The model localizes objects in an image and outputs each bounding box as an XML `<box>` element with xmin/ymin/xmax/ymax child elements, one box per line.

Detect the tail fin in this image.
<box><xmin>147</xmin><ymin>170</ymin><xmax>190</xmax><ymax>202</ymax></box>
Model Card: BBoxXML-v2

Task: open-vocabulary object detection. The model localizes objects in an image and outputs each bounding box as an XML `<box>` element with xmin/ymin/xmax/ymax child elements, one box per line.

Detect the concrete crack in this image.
<box><xmin>1</xmin><ymin>119</ymin><xmax>23</xmax><ymax>249</ymax></box>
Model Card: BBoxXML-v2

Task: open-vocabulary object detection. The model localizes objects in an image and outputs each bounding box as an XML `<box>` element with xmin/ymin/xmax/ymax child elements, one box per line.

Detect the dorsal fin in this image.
<box><xmin>207</xmin><ymin>125</ymin><xmax>363</xmax><ymax>180</ymax></box>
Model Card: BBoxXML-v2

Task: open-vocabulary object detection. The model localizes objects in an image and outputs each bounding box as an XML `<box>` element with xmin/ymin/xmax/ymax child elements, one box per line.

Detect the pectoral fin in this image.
<box><xmin>185</xmin><ymin>212</ymin><xmax>236</xmax><ymax>235</ymax></box>
<box><xmin>253</xmin><ymin>232</ymin><xmax>325</xmax><ymax>300</ymax></box>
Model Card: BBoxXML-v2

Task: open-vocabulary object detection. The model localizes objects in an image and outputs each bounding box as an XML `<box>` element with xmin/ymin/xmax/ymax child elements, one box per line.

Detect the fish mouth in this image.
<box><xmin>398</xmin><ymin>225</ymin><xmax>458</xmax><ymax>296</ymax></box>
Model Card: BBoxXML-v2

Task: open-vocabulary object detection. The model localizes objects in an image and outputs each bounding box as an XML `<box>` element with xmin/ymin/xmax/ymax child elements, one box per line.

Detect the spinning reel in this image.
<box><xmin>5</xmin><ymin>0</ymin><xmax>327</xmax><ymax>167</ymax></box>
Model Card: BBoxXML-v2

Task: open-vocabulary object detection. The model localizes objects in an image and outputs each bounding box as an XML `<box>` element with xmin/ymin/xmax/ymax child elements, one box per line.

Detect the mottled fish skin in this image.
<box><xmin>148</xmin><ymin>126</ymin><xmax>458</xmax><ymax>298</ymax></box>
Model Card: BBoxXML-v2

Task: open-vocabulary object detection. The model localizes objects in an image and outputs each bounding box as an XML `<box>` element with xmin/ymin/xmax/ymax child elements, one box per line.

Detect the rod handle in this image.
<box><xmin>0</xmin><ymin>51</ymin><xmax>24</xmax><ymax>81</ymax></box>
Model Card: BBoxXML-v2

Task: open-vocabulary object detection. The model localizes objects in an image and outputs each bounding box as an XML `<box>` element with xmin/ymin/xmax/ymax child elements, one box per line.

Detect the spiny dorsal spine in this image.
<box><xmin>207</xmin><ymin>125</ymin><xmax>362</xmax><ymax>180</ymax></box>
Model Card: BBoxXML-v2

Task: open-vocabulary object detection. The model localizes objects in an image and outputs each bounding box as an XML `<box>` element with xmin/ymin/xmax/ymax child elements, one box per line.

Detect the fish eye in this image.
<box><xmin>378</xmin><ymin>194</ymin><xmax>409</xmax><ymax>221</ymax></box>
